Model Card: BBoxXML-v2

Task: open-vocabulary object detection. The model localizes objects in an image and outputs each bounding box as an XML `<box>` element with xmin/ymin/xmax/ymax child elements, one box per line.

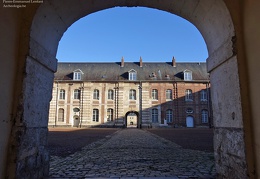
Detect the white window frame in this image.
<box><xmin>184</xmin><ymin>70</ymin><xmax>192</xmax><ymax>81</ymax></box>
<box><xmin>152</xmin><ymin>108</ymin><xmax>158</xmax><ymax>123</ymax></box>
<box><xmin>152</xmin><ymin>89</ymin><xmax>158</xmax><ymax>100</ymax></box>
<box><xmin>73</xmin><ymin>69</ymin><xmax>84</xmax><ymax>81</ymax></box>
<box><xmin>201</xmin><ymin>89</ymin><xmax>207</xmax><ymax>101</ymax></box>
<box><xmin>128</xmin><ymin>69</ymin><xmax>137</xmax><ymax>81</ymax></box>
<box><xmin>108</xmin><ymin>89</ymin><xmax>114</xmax><ymax>100</ymax></box>
<box><xmin>166</xmin><ymin>109</ymin><xmax>173</xmax><ymax>123</ymax></box>
<box><xmin>59</xmin><ymin>89</ymin><xmax>65</xmax><ymax>100</ymax></box>
<box><xmin>185</xmin><ymin>89</ymin><xmax>193</xmax><ymax>101</ymax></box>
<box><xmin>74</xmin><ymin>89</ymin><xmax>81</xmax><ymax>99</ymax></box>
<box><xmin>107</xmin><ymin>108</ymin><xmax>113</xmax><ymax>121</ymax></box>
<box><xmin>93</xmin><ymin>109</ymin><xmax>99</xmax><ymax>122</ymax></box>
<box><xmin>73</xmin><ymin>72</ymin><xmax>81</xmax><ymax>80</ymax></box>
<box><xmin>93</xmin><ymin>89</ymin><xmax>99</xmax><ymax>100</ymax></box>
<box><xmin>166</xmin><ymin>89</ymin><xmax>172</xmax><ymax>100</ymax></box>
<box><xmin>129</xmin><ymin>89</ymin><xmax>136</xmax><ymax>100</ymax></box>
<box><xmin>201</xmin><ymin>110</ymin><xmax>208</xmax><ymax>123</ymax></box>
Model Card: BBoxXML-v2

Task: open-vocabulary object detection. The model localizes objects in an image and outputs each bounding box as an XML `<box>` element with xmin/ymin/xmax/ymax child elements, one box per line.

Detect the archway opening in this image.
<box><xmin>47</xmin><ymin>6</ymin><xmax>213</xmax><ymax>178</ymax></box>
<box><xmin>5</xmin><ymin>1</ymin><xmax>251</xmax><ymax>178</ymax></box>
<box><xmin>125</xmin><ymin>111</ymin><xmax>139</xmax><ymax>128</ymax></box>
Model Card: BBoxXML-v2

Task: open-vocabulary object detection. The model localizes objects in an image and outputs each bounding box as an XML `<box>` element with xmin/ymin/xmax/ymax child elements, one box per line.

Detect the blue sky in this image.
<box><xmin>57</xmin><ymin>7</ymin><xmax>208</xmax><ymax>63</ymax></box>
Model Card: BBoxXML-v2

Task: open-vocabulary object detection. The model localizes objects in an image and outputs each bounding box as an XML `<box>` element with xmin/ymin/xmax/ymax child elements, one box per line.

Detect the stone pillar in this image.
<box><xmin>6</xmin><ymin>55</ymin><xmax>55</xmax><ymax>178</ymax></box>
<box><xmin>207</xmin><ymin>38</ymin><xmax>248</xmax><ymax>178</ymax></box>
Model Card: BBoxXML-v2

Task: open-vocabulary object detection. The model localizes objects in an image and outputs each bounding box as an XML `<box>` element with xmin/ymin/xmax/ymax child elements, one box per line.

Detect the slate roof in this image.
<box><xmin>55</xmin><ymin>62</ymin><xmax>209</xmax><ymax>82</ymax></box>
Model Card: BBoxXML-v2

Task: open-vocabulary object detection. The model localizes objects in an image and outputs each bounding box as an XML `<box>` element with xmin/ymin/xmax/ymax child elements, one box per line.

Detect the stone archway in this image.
<box><xmin>125</xmin><ymin>111</ymin><xmax>139</xmax><ymax>128</ymax></box>
<box><xmin>4</xmin><ymin>0</ymin><xmax>254</xmax><ymax>178</ymax></box>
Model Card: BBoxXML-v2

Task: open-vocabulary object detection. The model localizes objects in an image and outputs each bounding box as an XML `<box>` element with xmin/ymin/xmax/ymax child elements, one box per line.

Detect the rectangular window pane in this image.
<box><xmin>58</xmin><ymin>109</ymin><xmax>64</xmax><ymax>122</ymax></box>
<box><xmin>152</xmin><ymin>109</ymin><xmax>158</xmax><ymax>123</ymax></box>
<box><xmin>74</xmin><ymin>72</ymin><xmax>81</xmax><ymax>80</ymax></box>
<box><xmin>74</xmin><ymin>90</ymin><xmax>80</xmax><ymax>99</ymax></box>
<box><xmin>201</xmin><ymin>90</ymin><xmax>207</xmax><ymax>101</ymax></box>
<box><xmin>166</xmin><ymin>90</ymin><xmax>172</xmax><ymax>99</ymax></box>
<box><xmin>93</xmin><ymin>109</ymin><xmax>99</xmax><ymax>122</ymax></box>
<box><xmin>152</xmin><ymin>89</ymin><xmax>158</xmax><ymax>100</ymax></box>
<box><xmin>59</xmin><ymin>90</ymin><xmax>65</xmax><ymax>100</ymax></box>
<box><xmin>185</xmin><ymin>89</ymin><xmax>193</xmax><ymax>101</ymax></box>
<box><xmin>108</xmin><ymin>90</ymin><xmax>113</xmax><ymax>100</ymax></box>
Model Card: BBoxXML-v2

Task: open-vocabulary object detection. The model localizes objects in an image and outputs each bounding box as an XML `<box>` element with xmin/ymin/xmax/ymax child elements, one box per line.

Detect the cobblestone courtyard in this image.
<box><xmin>48</xmin><ymin>128</ymin><xmax>215</xmax><ymax>178</ymax></box>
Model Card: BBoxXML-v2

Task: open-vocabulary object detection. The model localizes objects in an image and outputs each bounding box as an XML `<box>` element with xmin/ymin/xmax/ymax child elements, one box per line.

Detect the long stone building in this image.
<box><xmin>48</xmin><ymin>58</ymin><xmax>211</xmax><ymax>128</ymax></box>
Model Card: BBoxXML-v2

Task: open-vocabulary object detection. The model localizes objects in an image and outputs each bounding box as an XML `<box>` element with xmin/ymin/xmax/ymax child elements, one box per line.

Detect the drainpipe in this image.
<box><xmin>206</xmin><ymin>82</ymin><xmax>211</xmax><ymax>128</ymax></box>
<box><xmin>79</xmin><ymin>82</ymin><xmax>84</xmax><ymax>128</ymax></box>
<box><xmin>54</xmin><ymin>82</ymin><xmax>59</xmax><ymax>127</ymax></box>
<box><xmin>139</xmin><ymin>81</ymin><xmax>142</xmax><ymax>129</ymax></box>
<box><xmin>114</xmin><ymin>82</ymin><xmax>119</xmax><ymax>127</ymax></box>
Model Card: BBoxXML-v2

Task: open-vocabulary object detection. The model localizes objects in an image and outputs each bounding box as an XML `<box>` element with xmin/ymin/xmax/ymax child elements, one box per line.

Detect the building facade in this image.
<box><xmin>48</xmin><ymin>58</ymin><xmax>212</xmax><ymax>128</ymax></box>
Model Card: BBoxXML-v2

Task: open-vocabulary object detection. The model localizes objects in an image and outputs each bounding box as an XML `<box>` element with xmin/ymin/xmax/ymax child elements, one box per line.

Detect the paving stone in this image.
<box><xmin>49</xmin><ymin>129</ymin><xmax>216</xmax><ymax>178</ymax></box>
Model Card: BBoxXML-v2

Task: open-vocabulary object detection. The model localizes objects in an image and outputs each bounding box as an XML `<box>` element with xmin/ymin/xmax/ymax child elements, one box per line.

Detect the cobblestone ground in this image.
<box><xmin>49</xmin><ymin>129</ymin><xmax>216</xmax><ymax>179</ymax></box>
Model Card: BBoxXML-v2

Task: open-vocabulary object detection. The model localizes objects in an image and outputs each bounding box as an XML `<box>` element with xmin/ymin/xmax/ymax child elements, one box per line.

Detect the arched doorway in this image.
<box><xmin>3</xmin><ymin>1</ymin><xmax>255</xmax><ymax>178</ymax></box>
<box><xmin>125</xmin><ymin>111</ymin><xmax>139</xmax><ymax>128</ymax></box>
<box><xmin>186</xmin><ymin>116</ymin><xmax>194</xmax><ymax>128</ymax></box>
<box><xmin>73</xmin><ymin>115</ymin><xmax>80</xmax><ymax>127</ymax></box>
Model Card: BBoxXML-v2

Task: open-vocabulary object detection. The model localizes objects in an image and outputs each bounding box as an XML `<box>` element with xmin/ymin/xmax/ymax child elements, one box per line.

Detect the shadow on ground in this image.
<box><xmin>47</xmin><ymin>128</ymin><xmax>213</xmax><ymax>157</ymax></box>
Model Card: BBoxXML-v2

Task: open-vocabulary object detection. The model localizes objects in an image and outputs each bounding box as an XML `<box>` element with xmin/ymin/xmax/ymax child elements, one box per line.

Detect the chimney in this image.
<box><xmin>172</xmin><ymin>56</ymin><xmax>176</xmax><ymax>67</ymax></box>
<box><xmin>121</xmin><ymin>57</ymin><xmax>124</xmax><ymax>67</ymax></box>
<box><xmin>139</xmin><ymin>56</ymin><xmax>143</xmax><ymax>67</ymax></box>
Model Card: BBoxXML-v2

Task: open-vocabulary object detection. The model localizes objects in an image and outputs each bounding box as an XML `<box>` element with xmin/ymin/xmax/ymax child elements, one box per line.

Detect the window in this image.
<box><xmin>59</xmin><ymin>89</ymin><xmax>65</xmax><ymax>100</ymax></box>
<box><xmin>73</xmin><ymin>69</ymin><xmax>83</xmax><ymax>80</ymax></box>
<box><xmin>73</xmin><ymin>72</ymin><xmax>81</xmax><ymax>80</ymax></box>
<box><xmin>151</xmin><ymin>89</ymin><xmax>158</xmax><ymax>100</ymax></box>
<box><xmin>93</xmin><ymin>89</ymin><xmax>99</xmax><ymax>100</ymax></box>
<box><xmin>201</xmin><ymin>110</ymin><xmax>208</xmax><ymax>123</ymax></box>
<box><xmin>107</xmin><ymin>108</ymin><xmax>113</xmax><ymax>121</ymax></box>
<box><xmin>201</xmin><ymin>89</ymin><xmax>207</xmax><ymax>101</ymax></box>
<box><xmin>129</xmin><ymin>69</ymin><xmax>137</xmax><ymax>80</ymax></box>
<box><xmin>184</xmin><ymin>70</ymin><xmax>192</xmax><ymax>81</ymax></box>
<box><xmin>185</xmin><ymin>89</ymin><xmax>193</xmax><ymax>101</ymax></box>
<box><xmin>166</xmin><ymin>109</ymin><xmax>173</xmax><ymax>123</ymax></box>
<box><xmin>152</xmin><ymin>108</ymin><xmax>158</xmax><ymax>123</ymax></box>
<box><xmin>93</xmin><ymin>109</ymin><xmax>99</xmax><ymax>122</ymax></box>
<box><xmin>129</xmin><ymin>89</ymin><xmax>136</xmax><ymax>100</ymax></box>
<box><xmin>73</xmin><ymin>108</ymin><xmax>80</xmax><ymax>112</ymax></box>
<box><xmin>166</xmin><ymin>89</ymin><xmax>172</xmax><ymax>100</ymax></box>
<box><xmin>74</xmin><ymin>89</ymin><xmax>81</xmax><ymax>99</ymax></box>
<box><xmin>108</xmin><ymin>89</ymin><xmax>114</xmax><ymax>100</ymax></box>
<box><xmin>58</xmin><ymin>108</ymin><xmax>64</xmax><ymax>122</ymax></box>
<box><xmin>186</xmin><ymin>108</ymin><xmax>194</xmax><ymax>114</ymax></box>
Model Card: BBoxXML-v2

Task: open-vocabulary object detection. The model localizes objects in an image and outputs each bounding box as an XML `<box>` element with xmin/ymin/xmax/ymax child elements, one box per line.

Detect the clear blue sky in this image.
<box><xmin>57</xmin><ymin>7</ymin><xmax>208</xmax><ymax>63</ymax></box>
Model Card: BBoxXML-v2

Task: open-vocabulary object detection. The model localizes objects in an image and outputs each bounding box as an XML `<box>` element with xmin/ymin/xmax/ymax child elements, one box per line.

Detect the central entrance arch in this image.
<box><xmin>6</xmin><ymin>0</ymin><xmax>254</xmax><ymax>178</ymax></box>
<box><xmin>125</xmin><ymin>111</ymin><xmax>139</xmax><ymax>128</ymax></box>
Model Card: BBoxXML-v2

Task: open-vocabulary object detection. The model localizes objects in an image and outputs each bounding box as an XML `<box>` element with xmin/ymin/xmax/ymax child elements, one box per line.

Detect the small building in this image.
<box><xmin>48</xmin><ymin>57</ymin><xmax>212</xmax><ymax>128</ymax></box>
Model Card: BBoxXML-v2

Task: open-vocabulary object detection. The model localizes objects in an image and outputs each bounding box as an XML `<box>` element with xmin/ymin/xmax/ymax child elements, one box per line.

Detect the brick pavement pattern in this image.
<box><xmin>49</xmin><ymin>129</ymin><xmax>216</xmax><ymax>179</ymax></box>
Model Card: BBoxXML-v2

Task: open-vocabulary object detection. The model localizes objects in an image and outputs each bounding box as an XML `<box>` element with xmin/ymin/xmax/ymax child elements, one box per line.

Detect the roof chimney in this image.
<box><xmin>172</xmin><ymin>56</ymin><xmax>176</xmax><ymax>67</ymax></box>
<box><xmin>121</xmin><ymin>57</ymin><xmax>124</xmax><ymax>67</ymax></box>
<box><xmin>139</xmin><ymin>56</ymin><xmax>143</xmax><ymax>67</ymax></box>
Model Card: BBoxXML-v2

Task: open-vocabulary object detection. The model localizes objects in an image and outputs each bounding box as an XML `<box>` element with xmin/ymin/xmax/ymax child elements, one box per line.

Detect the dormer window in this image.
<box><xmin>184</xmin><ymin>70</ymin><xmax>192</xmax><ymax>81</ymax></box>
<box><xmin>128</xmin><ymin>69</ymin><xmax>137</xmax><ymax>81</ymax></box>
<box><xmin>73</xmin><ymin>69</ymin><xmax>83</xmax><ymax>80</ymax></box>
